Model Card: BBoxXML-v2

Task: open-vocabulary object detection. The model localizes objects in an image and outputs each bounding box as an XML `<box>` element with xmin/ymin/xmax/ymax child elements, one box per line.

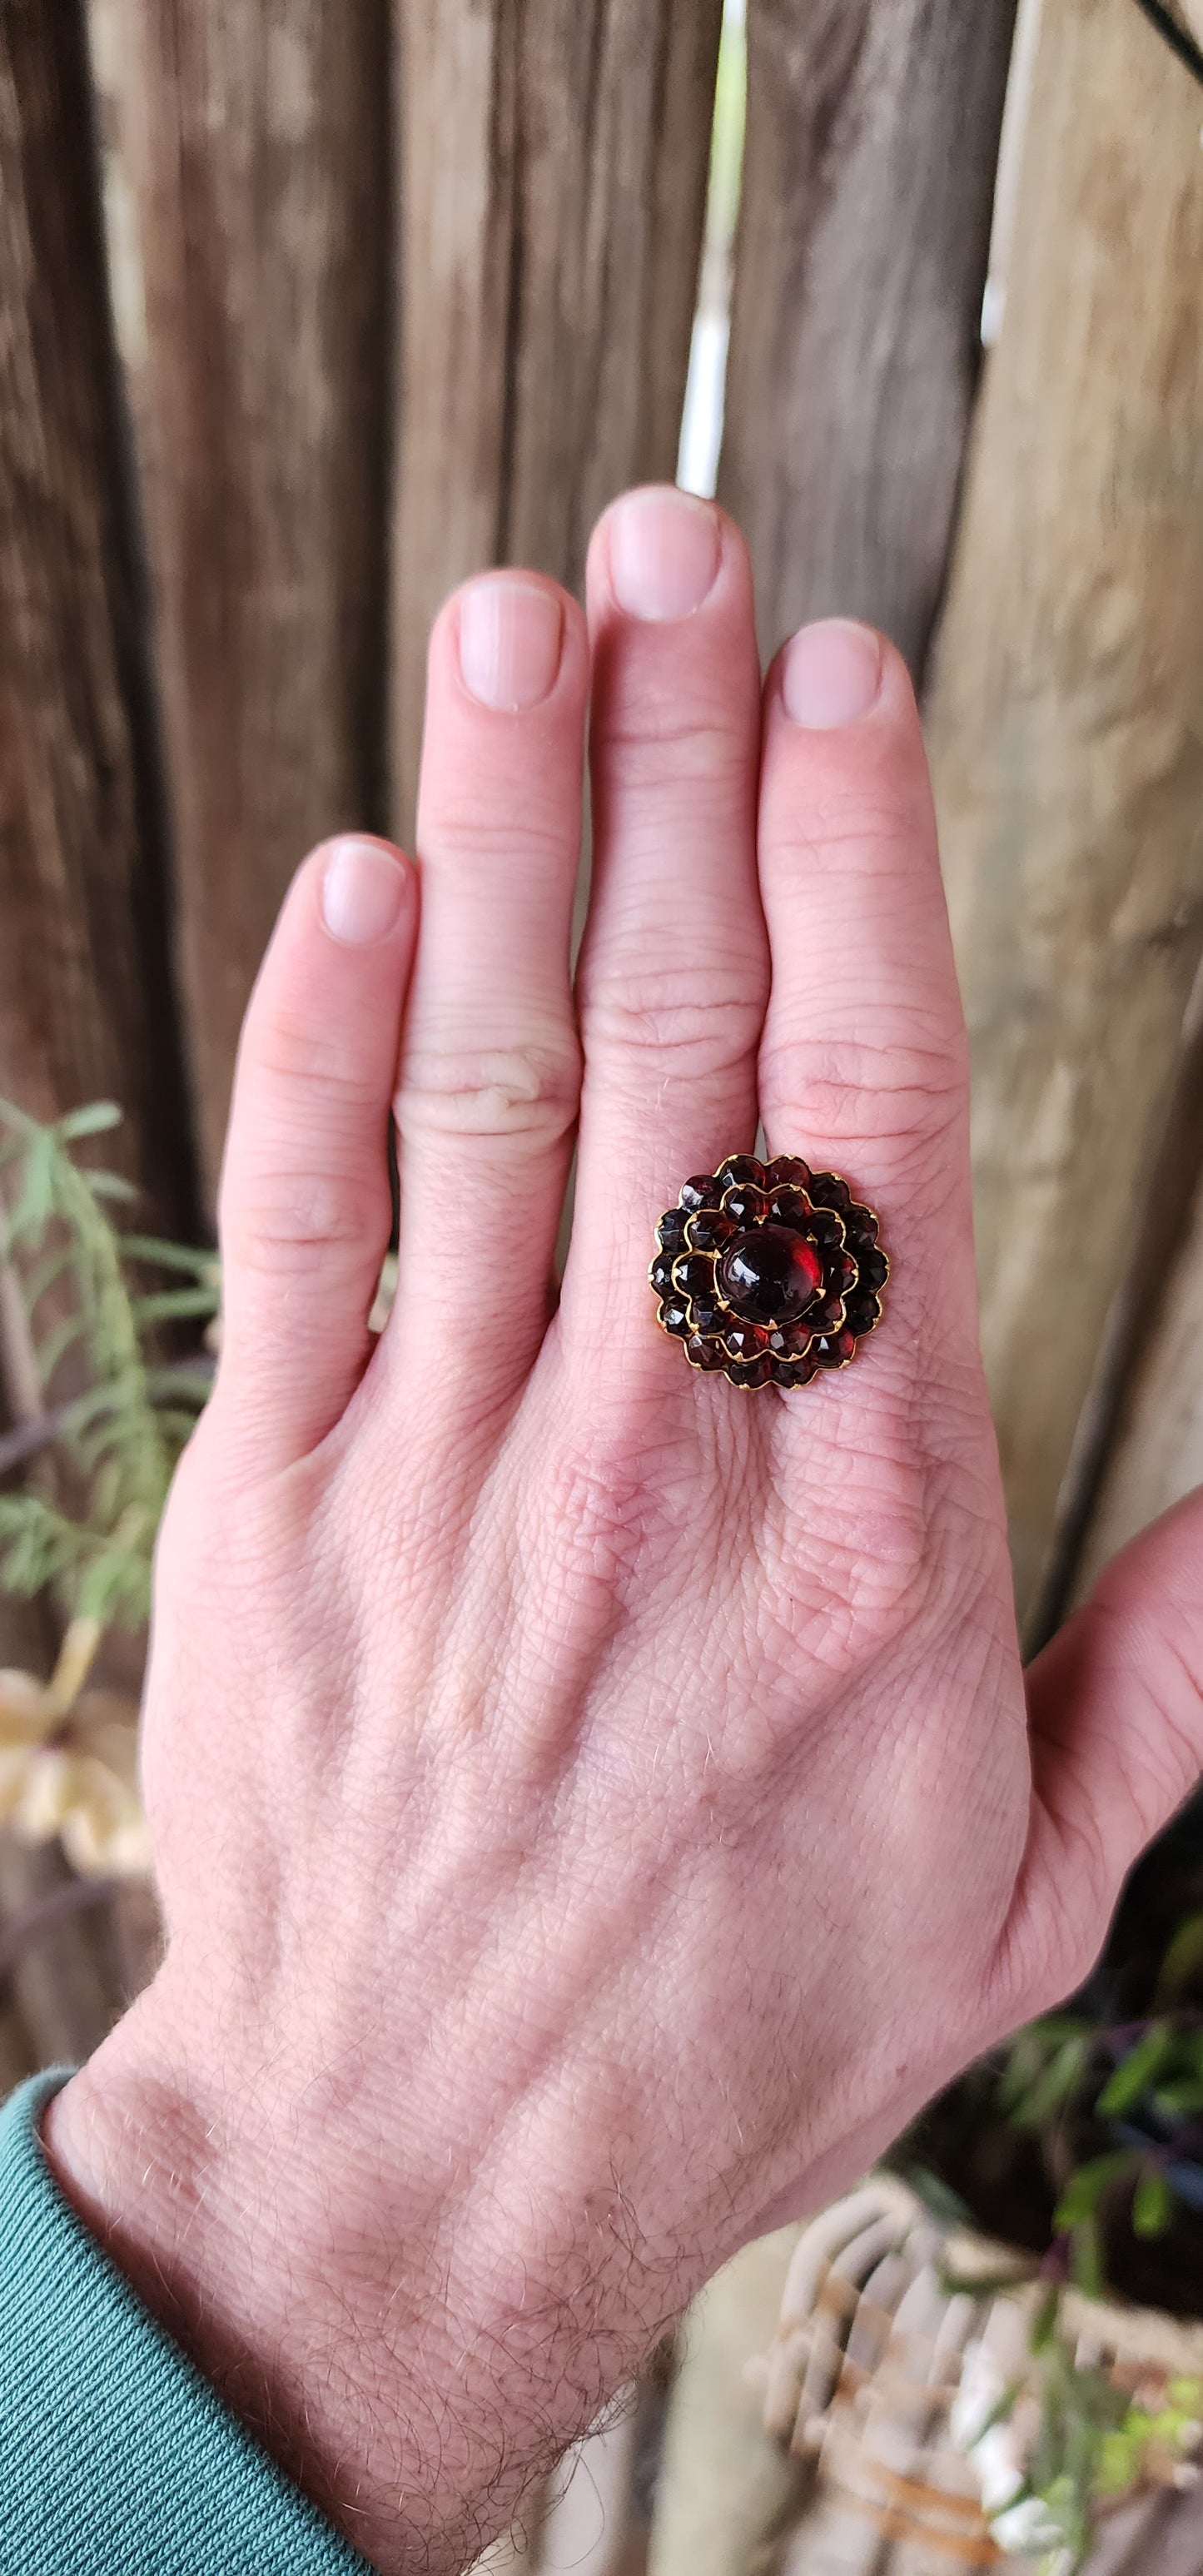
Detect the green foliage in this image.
<box><xmin>1157</xmin><ymin>1911</ymin><xmax>1203</xmax><ymax>2006</ymax></box>
<box><xmin>975</xmin><ymin>2317</ymin><xmax>1203</xmax><ymax>2574</ymax></box>
<box><xmin>1007</xmin><ymin>2028</ymin><xmax>1092</xmax><ymax>2127</ymax></box>
<box><xmin>1053</xmin><ymin>2152</ymin><xmax>1139</xmax><ymax>2235</ymax></box>
<box><xmin>1027</xmin><ymin>2333</ymin><xmax>1127</xmax><ymax>2569</ymax></box>
<box><xmin>997</xmin><ymin>2013</ymin><xmax>1203</xmax><ymax>2266</ymax></box>
<box><xmin>1096</xmin><ymin>2023</ymin><xmax>1173</xmax><ymax>2116</ymax></box>
<box><xmin>899</xmin><ymin>1997</ymin><xmax>1203</xmax><ymax>2332</ymax></box>
<box><xmin>1132</xmin><ymin>2167</ymin><xmax>1176</xmax><ymax>2240</ymax></box>
<box><xmin>0</xmin><ymin>1100</ymin><xmax>216</xmax><ymax>1626</ymax></box>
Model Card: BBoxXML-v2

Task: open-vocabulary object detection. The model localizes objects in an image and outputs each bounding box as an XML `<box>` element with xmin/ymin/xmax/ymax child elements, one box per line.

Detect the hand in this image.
<box><xmin>44</xmin><ymin>487</ymin><xmax>1203</xmax><ymax>2574</ymax></box>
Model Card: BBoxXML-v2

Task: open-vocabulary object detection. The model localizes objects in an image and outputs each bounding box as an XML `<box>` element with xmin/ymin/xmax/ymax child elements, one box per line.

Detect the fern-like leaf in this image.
<box><xmin>0</xmin><ymin>1097</ymin><xmax>219</xmax><ymax>1628</ymax></box>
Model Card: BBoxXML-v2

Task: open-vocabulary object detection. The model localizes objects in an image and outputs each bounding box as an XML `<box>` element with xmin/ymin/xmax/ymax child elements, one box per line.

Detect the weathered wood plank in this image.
<box><xmin>390</xmin><ymin>0</ymin><xmax>722</xmax><ymax>833</ymax></box>
<box><xmin>927</xmin><ymin>0</ymin><xmax>1203</xmax><ymax>1632</ymax></box>
<box><xmin>1076</xmin><ymin>1273</ymin><xmax>1203</xmax><ymax>1603</ymax></box>
<box><xmin>1034</xmin><ymin>977</ymin><xmax>1203</xmax><ymax>1625</ymax></box>
<box><xmin>539</xmin><ymin>2405</ymin><xmax>640</xmax><ymax>2576</ymax></box>
<box><xmin>718</xmin><ymin>0</ymin><xmax>1017</xmax><ymax>677</ymax></box>
<box><xmin>649</xmin><ymin>2230</ymin><xmax>804</xmax><ymax>2576</ymax></box>
<box><xmin>107</xmin><ymin>0</ymin><xmax>391</xmax><ymax>1201</ymax></box>
<box><xmin>1071</xmin><ymin>1013</ymin><xmax>1203</xmax><ymax>1603</ymax></box>
<box><xmin>0</xmin><ymin>2</ymin><xmax>191</xmax><ymax>1224</ymax></box>
<box><xmin>0</xmin><ymin>1571</ymin><xmax>59</xmax><ymax>2086</ymax></box>
<box><xmin>0</xmin><ymin>1836</ymin><xmax>124</xmax><ymax>2073</ymax></box>
<box><xmin>0</xmin><ymin>7</ymin><xmax>183</xmax><ymax>2067</ymax></box>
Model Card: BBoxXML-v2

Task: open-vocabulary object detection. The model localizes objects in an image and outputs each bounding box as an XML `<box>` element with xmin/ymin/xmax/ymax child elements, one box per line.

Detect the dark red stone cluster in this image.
<box><xmin>649</xmin><ymin>1153</ymin><xmax>887</xmax><ymax>1390</ymax></box>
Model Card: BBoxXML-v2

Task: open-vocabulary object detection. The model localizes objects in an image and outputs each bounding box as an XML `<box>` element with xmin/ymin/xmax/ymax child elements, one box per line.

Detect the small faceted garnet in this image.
<box><xmin>719</xmin><ymin>1225</ymin><xmax>822</xmax><ymax>1326</ymax></box>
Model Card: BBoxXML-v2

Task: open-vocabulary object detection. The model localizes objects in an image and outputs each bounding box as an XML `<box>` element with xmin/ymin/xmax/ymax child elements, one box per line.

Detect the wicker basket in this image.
<box><xmin>754</xmin><ymin>2176</ymin><xmax>1203</xmax><ymax>2574</ymax></box>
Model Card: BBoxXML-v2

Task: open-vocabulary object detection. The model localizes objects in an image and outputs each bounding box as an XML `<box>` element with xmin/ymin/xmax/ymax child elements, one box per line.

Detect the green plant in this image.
<box><xmin>1012</xmin><ymin>2340</ymin><xmax>1200</xmax><ymax>2573</ymax></box>
<box><xmin>0</xmin><ymin>1097</ymin><xmax>216</xmax><ymax>1626</ymax></box>
<box><xmin>988</xmin><ymin>1992</ymin><xmax>1203</xmax><ymax>2301</ymax></box>
<box><xmin>896</xmin><ymin>1884</ymin><xmax>1203</xmax><ymax>2564</ymax></box>
<box><xmin>0</xmin><ymin>1099</ymin><xmax>217</xmax><ymax>1873</ymax></box>
<box><xmin>899</xmin><ymin>1877</ymin><xmax>1203</xmax><ymax>2295</ymax></box>
<box><xmin>948</xmin><ymin>2280</ymin><xmax>1203</xmax><ymax>2574</ymax></box>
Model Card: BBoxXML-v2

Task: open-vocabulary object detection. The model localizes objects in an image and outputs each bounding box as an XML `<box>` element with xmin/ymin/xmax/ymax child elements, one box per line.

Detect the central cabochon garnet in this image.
<box><xmin>649</xmin><ymin>1152</ymin><xmax>889</xmax><ymax>1391</ymax></box>
<box><xmin>720</xmin><ymin>1226</ymin><xmax>822</xmax><ymax>1325</ymax></box>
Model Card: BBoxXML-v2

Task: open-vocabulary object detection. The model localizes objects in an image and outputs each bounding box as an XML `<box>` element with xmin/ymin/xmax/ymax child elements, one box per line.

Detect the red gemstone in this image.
<box><xmin>687</xmin><ymin>1208</ymin><xmax>737</xmax><ymax>1252</ymax></box>
<box><xmin>773</xmin><ymin>1355</ymin><xmax>818</xmax><ymax>1390</ymax></box>
<box><xmin>728</xmin><ymin>1353</ymin><xmax>773</xmax><ymax>1389</ymax></box>
<box><xmin>717</xmin><ymin>1154</ymin><xmax>763</xmax><ymax>1191</ymax></box>
<box><xmin>766</xmin><ymin>1156</ymin><xmax>812</xmax><ymax>1191</ymax></box>
<box><xmin>686</xmin><ymin>1332</ymin><xmax>727</xmax><ymax>1370</ymax></box>
<box><xmin>768</xmin><ymin>1186</ymin><xmax>811</xmax><ymax>1229</ymax></box>
<box><xmin>719</xmin><ymin>1226</ymin><xmax>823</xmax><ymax>1325</ymax></box>
<box><xmin>722</xmin><ymin>1319</ymin><xmax>768</xmax><ymax>1361</ymax></box>
<box><xmin>812</xmin><ymin>1326</ymin><xmax>857</xmax><ymax>1369</ymax></box>
<box><xmin>722</xmin><ymin>1184</ymin><xmax>767</xmax><ymax>1227</ymax></box>
<box><xmin>767</xmin><ymin>1319</ymin><xmax>815</xmax><ymax>1358</ymax></box>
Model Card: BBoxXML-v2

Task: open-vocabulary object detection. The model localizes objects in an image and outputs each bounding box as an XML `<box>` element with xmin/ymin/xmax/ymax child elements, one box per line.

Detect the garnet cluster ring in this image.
<box><xmin>649</xmin><ymin>1154</ymin><xmax>888</xmax><ymax>1390</ymax></box>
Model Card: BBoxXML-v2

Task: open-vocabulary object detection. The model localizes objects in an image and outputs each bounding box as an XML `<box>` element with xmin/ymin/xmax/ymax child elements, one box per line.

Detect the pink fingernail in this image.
<box><xmin>459</xmin><ymin>577</ymin><xmax>564</xmax><ymax>710</ymax></box>
<box><xmin>782</xmin><ymin>619</ymin><xmax>883</xmax><ymax>729</ymax></box>
<box><xmin>321</xmin><ymin>837</ymin><xmax>409</xmax><ymax>946</ymax></box>
<box><xmin>609</xmin><ymin>485</ymin><xmax>721</xmax><ymax>621</ymax></box>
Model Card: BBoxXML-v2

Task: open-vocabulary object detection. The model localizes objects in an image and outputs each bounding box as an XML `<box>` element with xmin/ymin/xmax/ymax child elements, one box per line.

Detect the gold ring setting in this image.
<box><xmin>649</xmin><ymin>1154</ymin><xmax>888</xmax><ymax>1390</ymax></box>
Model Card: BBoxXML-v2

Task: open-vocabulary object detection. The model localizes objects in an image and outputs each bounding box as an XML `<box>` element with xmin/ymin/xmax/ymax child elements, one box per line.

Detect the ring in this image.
<box><xmin>649</xmin><ymin>1154</ymin><xmax>888</xmax><ymax>1390</ymax></box>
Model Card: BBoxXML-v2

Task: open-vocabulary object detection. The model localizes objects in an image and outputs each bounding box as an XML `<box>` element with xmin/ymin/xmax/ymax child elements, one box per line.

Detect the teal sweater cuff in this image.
<box><xmin>0</xmin><ymin>2071</ymin><xmax>370</xmax><ymax>2573</ymax></box>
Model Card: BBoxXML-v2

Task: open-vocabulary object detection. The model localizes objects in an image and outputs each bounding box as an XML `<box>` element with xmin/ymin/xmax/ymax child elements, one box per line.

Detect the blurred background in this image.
<box><xmin>4</xmin><ymin>0</ymin><xmax>1203</xmax><ymax>2567</ymax></box>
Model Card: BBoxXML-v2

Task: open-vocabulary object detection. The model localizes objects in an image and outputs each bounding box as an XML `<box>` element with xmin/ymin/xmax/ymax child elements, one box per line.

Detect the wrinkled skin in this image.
<box><xmin>47</xmin><ymin>492</ymin><xmax>1203</xmax><ymax>2574</ymax></box>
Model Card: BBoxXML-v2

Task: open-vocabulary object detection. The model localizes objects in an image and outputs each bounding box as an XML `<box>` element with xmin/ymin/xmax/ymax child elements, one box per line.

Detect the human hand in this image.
<box><xmin>45</xmin><ymin>487</ymin><xmax>1203</xmax><ymax>2574</ymax></box>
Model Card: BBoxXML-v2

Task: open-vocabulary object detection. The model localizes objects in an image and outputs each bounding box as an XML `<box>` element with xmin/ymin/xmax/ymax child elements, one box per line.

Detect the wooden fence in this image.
<box><xmin>3</xmin><ymin>0</ymin><xmax>1203</xmax><ymax>2310</ymax></box>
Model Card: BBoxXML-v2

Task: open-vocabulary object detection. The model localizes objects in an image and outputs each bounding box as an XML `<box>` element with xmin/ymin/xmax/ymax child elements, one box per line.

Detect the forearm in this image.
<box><xmin>42</xmin><ymin>1983</ymin><xmax>674</xmax><ymax>2576</ymax></box>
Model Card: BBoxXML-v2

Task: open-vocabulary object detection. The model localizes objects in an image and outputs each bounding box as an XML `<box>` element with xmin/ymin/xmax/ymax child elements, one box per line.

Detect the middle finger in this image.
<box><xmin>566</xmin><ymin>489</ymin><xmax>767</xmax><ymax>1370</ymax></box>
<box><xmin>389</xmin><ymin>573</ymin><xmax>589</xmax><ymax>1411</ymax></box>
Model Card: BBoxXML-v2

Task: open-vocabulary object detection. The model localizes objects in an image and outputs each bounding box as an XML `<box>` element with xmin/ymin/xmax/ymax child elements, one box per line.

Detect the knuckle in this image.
<box><xmin>395</xmin><ymin>1036</ymin><xmax>581</xmax><ymax>1146</ymax></box>
<box><xmin>599</xmin><ymin>714</ymin><xmax>752</xmax><ymax>803</ymax></box>
<box><xmin>420</xmin><ymin>798</ymin><xmax>576</xmax><ymax>879</ymax></box>
<box><xmin>540</xmin><ymin>1423</ymin><xmax>695</xmax><ymax>1612</ymax></box>
<box><xmin>250</xmin><ymin>1011</ymin><xmax>387</xmax><ymax>1112</ymax></box>
<box><xmin>758</xmin><ymin>1021</ymin><xmax>967</xmax><ymax>1152</ymax></box>
<box><xmin>768</xmin><ymin>796</ymin><xmax>931</xmax><ymax>880</ymax></box>
<box><xmin>582</xmin><ymin>964</ymin><xmax>764</xmax><ymax>1086</ymax></box>
<box><xmin>222</xmin><ymin>1161</ymin><xmax>385</xmax><ymax>1276</ymax></box>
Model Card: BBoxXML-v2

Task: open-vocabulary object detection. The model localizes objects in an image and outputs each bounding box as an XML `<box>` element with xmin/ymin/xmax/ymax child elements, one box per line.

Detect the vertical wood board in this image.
<box><xmin>108</xmin><ymin>0</ymin><xmax>392</xmax><ymax>1201</ymax></box>
<box><xmin>0</xmin><ymin>2</ymin><xmax>191</xmax><ymax>1226</ymax></box>
<box><xmin>927</xmin><ymin>0</ymin><xmax>1203</xmax><ymax>1629</ymax></box>
<box><xmin>719</xmin><ymin>0</ymin><xmax>1017</xmax><ymax>676</ymax></box>
<box><xmin>649</xmin><ymin>2230</ymin><xmax>803</xmax><ymax>2576</ymax></box>
<box><xmin>1073</xmin><ymin>1153</ymin><xmax>1203</xmax><ymax>1602</ymax></box>
<box><xmin>390</xmin><ymin>0</ymin><xmax>722</xmax><ymax>834</ymax></box>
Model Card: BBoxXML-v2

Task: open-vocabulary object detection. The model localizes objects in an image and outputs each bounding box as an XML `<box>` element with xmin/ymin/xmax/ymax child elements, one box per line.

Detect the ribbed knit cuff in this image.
<box><xmin>0</xmin><ymin>2071</ymin><xmax>370</xmax><ymax>2574</ymax></box>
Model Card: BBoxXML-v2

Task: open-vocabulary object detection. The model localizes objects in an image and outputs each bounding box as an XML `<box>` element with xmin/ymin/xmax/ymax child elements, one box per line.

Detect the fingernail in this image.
<box><xmin>321</xmin><ymin>837</ymin><xmax>409</xmax><ymax>945</ymax></box>
<box><xmin>782</xmin><ymin>619</ymin><xmax>883</xmax><ymax>728</ymax></box>
<box><xmin>609</xmin><ymin>485</ymin><xmax>721</xmax><ymax>621</ymax></box>
<box><xmin>459</xmin><ymin>577</ymin><xmax>564</xmax><ymax>710</ymax></box>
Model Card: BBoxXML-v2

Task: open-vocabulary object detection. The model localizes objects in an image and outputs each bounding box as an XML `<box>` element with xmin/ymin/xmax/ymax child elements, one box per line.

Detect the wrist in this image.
<box><xmin>42</xmin><ymin>2007</ymin><xmax>365</xmax><ymax>2527</ymax></box>
<box><xmin>40</xmin><ymin>1982</ymin><xmax>661</xmax><ymax>2576</ymax></box>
